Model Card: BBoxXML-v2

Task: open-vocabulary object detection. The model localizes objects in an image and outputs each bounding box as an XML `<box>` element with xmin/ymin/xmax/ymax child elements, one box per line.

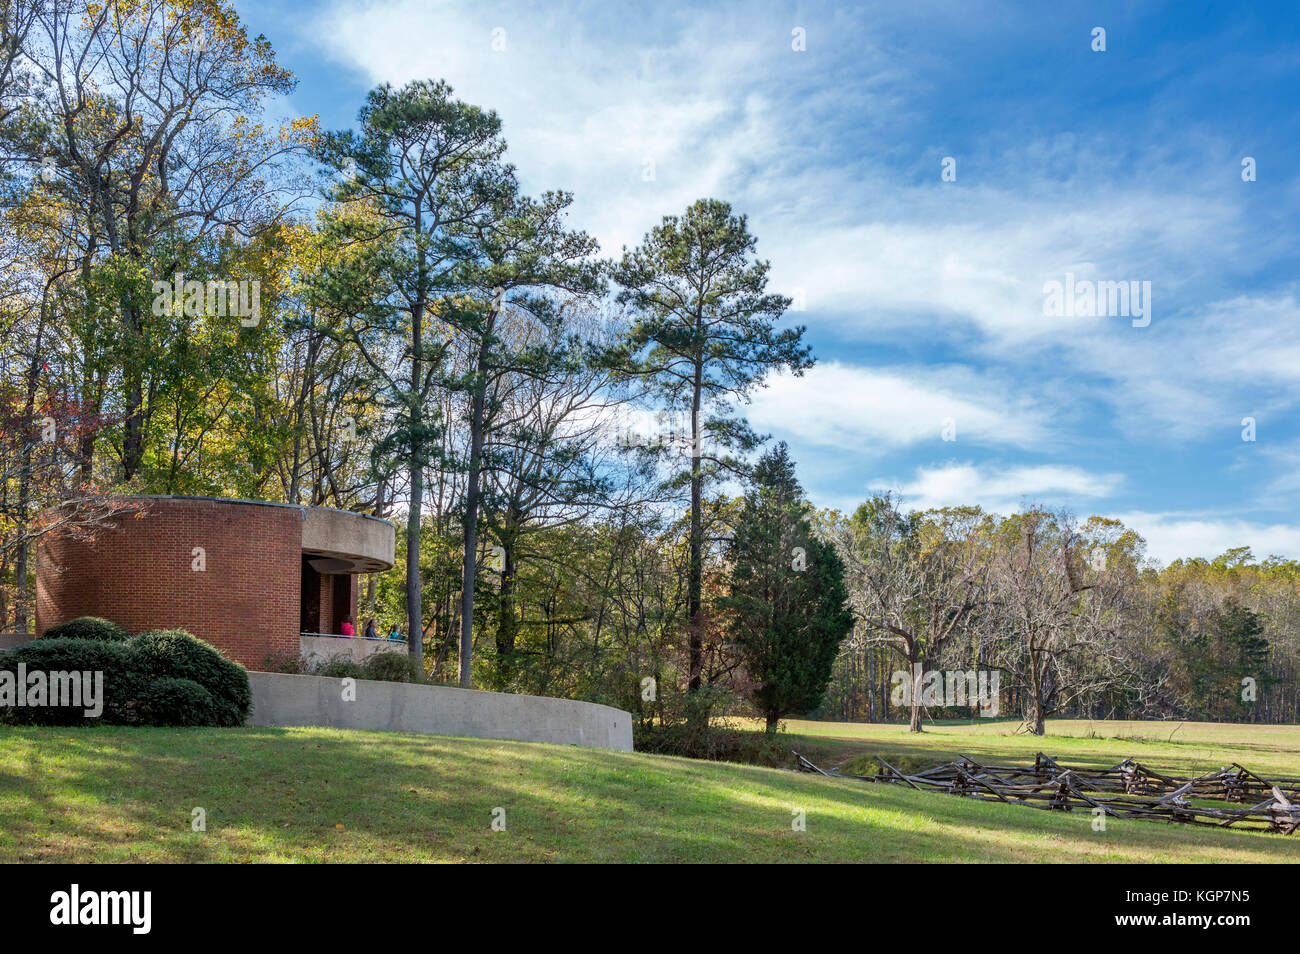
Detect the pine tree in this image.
<box><xmin>721</xmin><ymin>443</ymin><xmax>852</xmax><ymax>733</ymax></box>
<box><xmin>614</xmin><ymin>199</ymin><xmax>812</xmax><ymax>700</ymax></box>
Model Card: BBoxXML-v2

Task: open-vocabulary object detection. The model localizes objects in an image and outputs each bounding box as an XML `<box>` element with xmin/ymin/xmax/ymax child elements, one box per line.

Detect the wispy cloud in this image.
<box><xmin>280</xmin><ymin>0</ymin><xmax>1300</xmax><ymax>563</ymax></box>
<box><xmin>870</xmin><ymin>462</ymin><xmax>1123</xmax><ymax>515</ymax></box>
<box><xmin>747</xmin><ymin>361</ymin><xmax>1056</xmax><ymax>451</ymax></box>
<box><xmin>307</xmin><ymin>0</ymin><xmax>822</xmax><ymax>253</ymax></box>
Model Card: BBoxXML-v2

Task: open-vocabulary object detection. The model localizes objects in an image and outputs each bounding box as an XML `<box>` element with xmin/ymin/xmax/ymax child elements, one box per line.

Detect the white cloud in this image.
<box><xmin>747</xmin><ymin>360</ymin><xmax>1055</xmax><ymax>450</ymax></box>
<box><xmin>1114</xmin><ymin>512</ymin><xmax>1300</xmax><ymax>565</ymax></box>
<box><xmin>1067</xmin><ymin>292</ymin><xmax>1300</xmax><ymax>442</ymax></box>
<box><xmin>304</xmin><ymin>1</ymin><xmax>1294</xmax><ymax>442</ymax></box>
<box><xmin>292</xmin><ymin>0</ymin><xmax>1300</xmax><ymax>524</ymax></box>
<box><xmin>870</xmin><ymin>462</ymin><xmax>1122</xmax><ymax>514</ymax></box>
<box><xmin>307</xmin><ymin>0</ymin><xmax>808</xmax><ymax>254</ymax></box>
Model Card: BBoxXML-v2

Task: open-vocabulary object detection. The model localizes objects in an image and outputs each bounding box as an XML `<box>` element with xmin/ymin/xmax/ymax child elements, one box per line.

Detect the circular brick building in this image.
<box><xmin>35</xmin><ymin>496</ymin><xmax>395</xmax><ymax>669</ymax></box>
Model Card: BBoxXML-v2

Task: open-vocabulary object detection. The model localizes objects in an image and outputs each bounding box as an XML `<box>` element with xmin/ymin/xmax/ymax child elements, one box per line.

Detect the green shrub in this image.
<box><xmin>633</xmin><ymin>719</ymin><xmax>789</xmax><ymax>767</ymax></box>
<box><xmin>1</xmin><ymin>629</ymin><xmax>252</xmax><ymax>728</ymax></box>
<box><xmin>362</xmin><ymin>651</ymin><xmax>422</xmax><ymax>683</ymax></box>
<box><xmin>307</xmin><ymin>651</ymin><xmax>422</xmax><ymax>683</ymax></box>
<box><xmin>39</xmin><ymin>616</ymin><xmax>129</xmax><ymax>642</ymax></box>
<box><xmin>138</xmin><ymin>677</ymin><xmax>216</xmax><ymax>726</ymax></box>
<box><xmin>314</xmin><ymin>656</ymin><xmax>363</xmax><ymax>679</ymax></box>
<box><xmin>0</xmin><ymin>638</ymin><xmax>142</xmax><ymax>725</ymax></box>
<box><xmin>258</xmin><ymin>652</ymin><xmax>304</xmax><ymax>674</ymax></box>
<box><xmin>126</xmin><ymin>630</ymin><xmax>252</xmax><ymax>726</ymax></box>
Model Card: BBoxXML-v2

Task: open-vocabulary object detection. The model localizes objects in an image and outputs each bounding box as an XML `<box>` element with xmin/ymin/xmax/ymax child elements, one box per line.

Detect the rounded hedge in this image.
<box><xmin>39</xmin><ymin>616</ymin><xmax>129</xmax><ymax>642</ymax></box>
<box><xmin>127</xmin><ymin>630</ymin><xmax>252</xmax><ymax>726</ymax></box>
<box><xmin>0</xmin><ymin>628</ymin><xmax>251</xmax><ymax>727</ymax></box>
<box><xmin>311</xmin><ymin>651</ymin><xmax>423</xmax><ymax>684</ymax></box>
<box><xmin>0</xmin><ymin>638</ymin><xmax>142</xmax><ymax>725</ymax></box>
<box><xmin>362</xmin><ymin>651</ymin><xmax>422</xmax><ymax>683</ymax></box>
<box><xmin>138</xmin><ymin>677</ymin><xmax>217</xmax><ymax>726</ymax></box>
<box><xmin>315</xmin><ymin>656</ymin><xmax>363</xmax><ymax>680</ymax></box>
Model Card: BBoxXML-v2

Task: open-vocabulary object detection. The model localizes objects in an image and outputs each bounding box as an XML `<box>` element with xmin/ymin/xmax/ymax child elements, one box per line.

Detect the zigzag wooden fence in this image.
<box><xmin>794</xmin><ymin>752</ymin><xmax>1300</xmax><ymax>834</ymax></box>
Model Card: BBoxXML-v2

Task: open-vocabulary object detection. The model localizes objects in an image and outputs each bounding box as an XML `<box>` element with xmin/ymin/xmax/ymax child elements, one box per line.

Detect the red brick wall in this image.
<box><xmin>347</xmin><ymin>575</ymin><xmax>359</xmax><ymax>631</ymax></box>
<box><xmin>319</xmin><ymin>570</ymin><xmax>334</xmax><ymax>634</ymax></box>
<box><xmin>315</xmin><ymin>572</ymin><xmax>359</xmax><ymax>636</ymax></box>
<box><xmin>35</xmin><ymin>498</ymin><xmax>303</xmax><ymax>669</ymax></box>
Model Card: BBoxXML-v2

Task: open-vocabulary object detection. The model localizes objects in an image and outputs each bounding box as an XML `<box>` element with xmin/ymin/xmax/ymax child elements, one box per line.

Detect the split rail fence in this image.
<box><xmin>794</xmin><ymin>751</ymin><xmax>1300</xmax><ymax>834</ymax></box>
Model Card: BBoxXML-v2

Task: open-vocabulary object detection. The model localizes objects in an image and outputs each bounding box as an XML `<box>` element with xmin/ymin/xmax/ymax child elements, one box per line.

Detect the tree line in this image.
<box><xmin>825</xmin><ymin>499</ymin><xmax>1297</xmax><ymax>732</ymax></box>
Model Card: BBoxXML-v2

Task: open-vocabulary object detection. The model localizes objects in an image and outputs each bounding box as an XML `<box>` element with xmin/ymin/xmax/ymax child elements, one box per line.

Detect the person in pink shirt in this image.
<box><xmin>339</xmin><ymin>616</ymin><xmax>355</xmax><ymax>637</ymax></box>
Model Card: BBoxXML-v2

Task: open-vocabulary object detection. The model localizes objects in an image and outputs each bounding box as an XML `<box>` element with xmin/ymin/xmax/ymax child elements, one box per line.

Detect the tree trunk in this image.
<box><xmin>459</xmin><ymin>333</ymin><xmax>491</xmax><ymax>689</ymax></box>
<box><xmin>493</xmin><ymin>535</ymin><xmax>518</xmax><ymax>690</ymax></box>
<box><xmin>405</xmin><ymin>452</ymin><xmax>423</xmax><ymax>667</ymax></box>
<box><xmin>909</xmin><ymin>702</ymin><xmax>923</xmax><ymax>732</ymax></box>
<box><xmin>363</xmin><ymin>479</ymin><xmax>385</xmax><ymax>620</ymax></box>
<box><xmin>686</xmin><ymin>361</ymin><xmax>703</xmax><ymax>695</ymax></box>
<box><xmin>1028</xmin><ymin>644</ymin><xmax>1046</xmax><ymax>734</ymax></box>
<box><xmin>867</xmin><ymin>642</ymin><xmax>876</xmax><ymax>722</ymax></box>
<box><xmin>14</xmin><ymin>309</ymin><xmax>47</xmax><ymax>635</ymax></box>
<box><xmin>406</xmin><ymin>290</ymin><xmax>425</xmax><ymax>669</ymax></box>
<box><xmin>122</xmin><ymin>306</ymin><xmax>145</xmax><ymax>480</ymax></box>
<box><xmin>909</xmin><ymin>654</ymin><xmax>924</xmax><ymax>732</ymax></box>
<box><xmin>13</xmin><ymin>443</ymin><xmax>32</xmax><ymax>635</ymax></box>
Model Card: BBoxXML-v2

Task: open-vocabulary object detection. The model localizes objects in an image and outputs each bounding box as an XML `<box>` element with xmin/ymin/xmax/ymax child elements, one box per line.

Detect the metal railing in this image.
<box><xmin>300</xmin><ymin>631</ymin><xmax>406</xmax><ymax>642</ymax></box>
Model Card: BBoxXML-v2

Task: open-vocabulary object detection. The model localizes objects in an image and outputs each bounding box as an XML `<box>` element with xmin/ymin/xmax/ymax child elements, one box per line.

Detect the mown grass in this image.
<box><xmin>751</xmin><ymin>718</ymin><xmax>1300</xmax><ymax>779</ymax></box>
<box><xmin>1</xmin><ymin>722</ymin><xmax>1297</xmax><ymax>863</ymax></box>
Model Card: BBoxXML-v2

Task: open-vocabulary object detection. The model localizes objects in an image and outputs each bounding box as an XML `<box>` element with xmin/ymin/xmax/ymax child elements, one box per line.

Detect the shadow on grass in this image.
<box><xmin>0</xmin><ymin>726</ymin><xmax>1296</xmax><ymax>863</ymax></box>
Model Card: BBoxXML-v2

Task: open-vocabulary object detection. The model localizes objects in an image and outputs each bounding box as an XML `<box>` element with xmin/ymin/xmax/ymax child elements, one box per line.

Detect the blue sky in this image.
<box><xmin>235</xmin><ymin>0</ymin><xmax>1300</xmax><ymax>563</ymax></box>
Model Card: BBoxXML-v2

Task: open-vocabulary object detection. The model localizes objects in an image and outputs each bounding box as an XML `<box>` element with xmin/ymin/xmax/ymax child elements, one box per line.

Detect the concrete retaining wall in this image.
<box><xmin>248</xmin><ymin>671</ymin><xmax>634</xmax><ymax>752</ymax></box>
<box><xmin>300</xmin><ymin>633</ymin><xmax>407</xmax><ymax>667</ymax></box>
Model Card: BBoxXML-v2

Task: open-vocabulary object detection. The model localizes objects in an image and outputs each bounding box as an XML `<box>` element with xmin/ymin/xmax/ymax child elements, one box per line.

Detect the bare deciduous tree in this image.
<box><xmin>984</xmin><ymin>508</ymin><xmax>1137</xmax><ymax>735</ymax></box>
<box><xmin>837</xmin><ymin>494</ymin><xmax>990</xmax><ymax>732</ymax></box>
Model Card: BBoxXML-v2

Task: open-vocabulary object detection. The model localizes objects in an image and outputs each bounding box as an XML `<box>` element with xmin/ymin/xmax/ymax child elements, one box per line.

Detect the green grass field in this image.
<box><xmin>1</xmin><ymin>719</ymin><xmax>1297</xmax><ymax>862</ymax></box>
<box><xmin>752</xmin><ymin>717</ymin><xmax>1300</xmax><ymax>779</ymax></box>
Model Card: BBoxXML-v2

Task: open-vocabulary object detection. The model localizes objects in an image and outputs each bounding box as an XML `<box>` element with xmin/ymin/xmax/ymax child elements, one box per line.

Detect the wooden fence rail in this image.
<box><xmin>793</xmin><ymin>752</ymin><xmax>1300</xmax><ymax>835</ymax></box>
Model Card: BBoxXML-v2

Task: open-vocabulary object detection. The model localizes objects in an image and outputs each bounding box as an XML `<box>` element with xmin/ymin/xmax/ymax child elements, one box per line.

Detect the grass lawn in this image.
<box><xmin>750</xmin><ymin>717</ymin><xmax>1300</xmax><ymax>779</ymax></box>
<box><xmin>1</xmin><ymin>721</ymin><xmax>1298</xmax><ymax>863</ymax></box>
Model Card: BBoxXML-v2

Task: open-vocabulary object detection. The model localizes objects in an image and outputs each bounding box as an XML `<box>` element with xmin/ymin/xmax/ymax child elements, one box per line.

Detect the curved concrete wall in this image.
<box><xmin>302</xmin><ymin>507</ymin><xmax>395</xmax><ymax>573</ymax></box>
<box><xmin>248</xmin><ymin>672</ymin><xmax>634</xmax><ymax>752</ymax></box>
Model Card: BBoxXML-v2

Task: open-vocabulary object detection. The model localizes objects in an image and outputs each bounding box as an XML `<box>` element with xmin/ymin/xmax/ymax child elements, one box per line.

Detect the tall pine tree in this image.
<box><xmin>614</xmin><ymin>199</ymin><xmax>812</xmax><ymax>700</ymax></box>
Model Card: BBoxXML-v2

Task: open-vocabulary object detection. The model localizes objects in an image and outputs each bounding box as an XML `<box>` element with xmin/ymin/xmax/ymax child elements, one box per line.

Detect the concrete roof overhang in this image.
<box><xmin>124</xmin><ymin>495</ymin><xmax>397</xmax><ymax>574</ymax></box>
<box><xmin>302</xmin><ymin>503</ymin><xmax>395</xmax><ymax>573</ymax></box>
